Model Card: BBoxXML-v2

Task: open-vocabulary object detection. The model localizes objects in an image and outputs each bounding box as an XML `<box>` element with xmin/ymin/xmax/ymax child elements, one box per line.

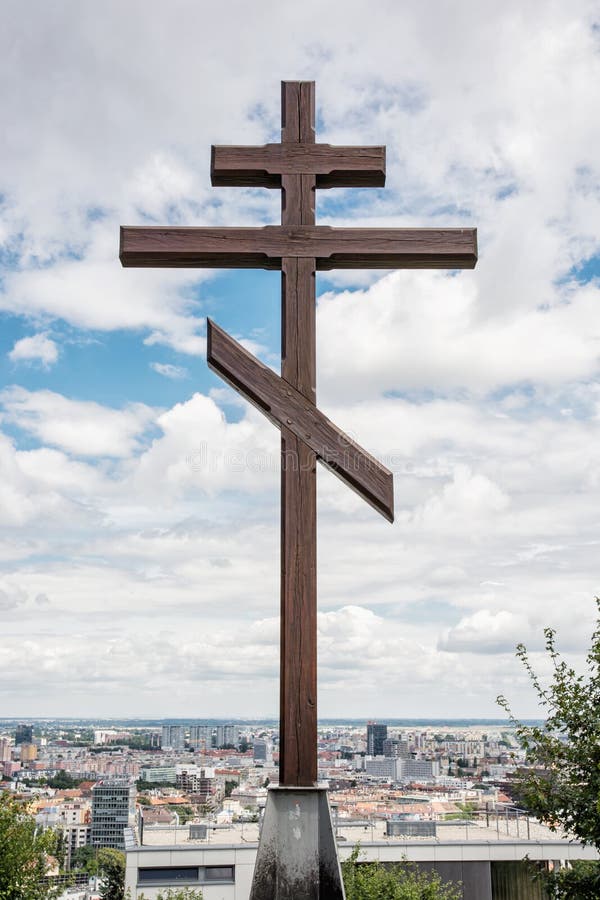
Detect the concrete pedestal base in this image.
<box><xmin>249</xmin><ymin>786</ymin><xmax>346</xmax><ymax>900</ymax></box>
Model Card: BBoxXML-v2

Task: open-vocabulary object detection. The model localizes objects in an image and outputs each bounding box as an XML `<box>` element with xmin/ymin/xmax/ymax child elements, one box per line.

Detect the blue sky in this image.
<box><xmin>1</xmin><ymin>0</ymin><xmax>600</xmax><ymax>718</ymax></box>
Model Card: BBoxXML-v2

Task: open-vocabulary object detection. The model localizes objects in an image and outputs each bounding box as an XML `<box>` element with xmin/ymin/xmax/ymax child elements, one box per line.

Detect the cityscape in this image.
<box><xmin>3</xmin><ymin>715</ymin><xmax>594</xmax><ymax>899</ymax></box>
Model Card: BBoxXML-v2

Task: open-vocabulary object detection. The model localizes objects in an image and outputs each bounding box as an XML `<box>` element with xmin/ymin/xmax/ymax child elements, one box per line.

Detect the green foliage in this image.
<box><xmin>98</xmin><ymin>848</ymin><xmax>126</xmax><ymax>900</ymax></box>
<box><xmin>444</xmin><ymin>802</ymin><xmax>477</xmax><ymax>822</ymax></box>
<box><xmin>544</xmin><ymin>860</ymin><xmax>600</xmax><ymax>899</ymax></box>
<box><xmin>0</xmin><ymin>791</ymin><xmax>62</xmax><ymax>900</ymax></box>
<box><xmin>120</xmin><ymin>736</ymin><xmax>152</xmax><ymax>750</ymax></box>
<box><xmin>342</xmin><ymin>847</ymin><xmax>461</xmax><ymax>899</ymax></box>
<box><xmin>169</xmin><ymin>803</ymin><xmax>194</xmax><ymax>823</ymax></box>
<box><xmin>71</xmin><ymin>844</ymin><xmax>99</xmax><ymax>875</ymax></box>
<box><xmin>46</xmin><ymin>771</ymin><xmax>85</xmax><ymax>790</ymax></box>
<box><xmin>497</xmin><ymin>599</ymin><xmax>600</xmax><ymax>849</ymax></box>
<box><xmin>20</xmin><ymin>771</ymin><xmax>87</xmax><ymax>790</ymax></box>
<box><xmin>224</xmin><ymin>780</ymin><xmax>236</xmax><ymax>797</ymax></box>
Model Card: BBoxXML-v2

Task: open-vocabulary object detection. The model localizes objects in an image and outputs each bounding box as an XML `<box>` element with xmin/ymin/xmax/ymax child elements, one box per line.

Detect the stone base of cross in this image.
<box><xmin>120</xmin><ymin>81</ymin><xmax>476</xmax><ymax>900</ymax></box>
<box><xmin>251</xmin><ymin>786</ymin><xmax>343</xmax><ymax>900</ymax></box>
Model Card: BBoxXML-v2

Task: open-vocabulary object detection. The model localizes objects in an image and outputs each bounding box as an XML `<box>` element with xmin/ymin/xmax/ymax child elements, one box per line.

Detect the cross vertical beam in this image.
<box><xmin>279</xmin><ymin>81</ymin><xmax>318</xmax><ymax>787</ymax></box>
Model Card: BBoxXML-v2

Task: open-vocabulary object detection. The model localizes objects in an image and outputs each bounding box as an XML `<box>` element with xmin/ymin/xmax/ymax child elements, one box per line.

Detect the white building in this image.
<box><xmin>140</xmin><ymin>766</ymin><xmax>177</xmax><ymax>784</ymax></box>
<box><xmin>398</xmin><ymin>759</ymin><xmax>440</xmax><ymax>782</ymax></box>
<box><xmin>124</xmin><ymin>818</ymin><xmax>599</xmax><ymax>900</ymax></box>
<box><xmin>364</xmin><ymin>756</ymin><xmax>399</xmax><ymax>780</ymax></box>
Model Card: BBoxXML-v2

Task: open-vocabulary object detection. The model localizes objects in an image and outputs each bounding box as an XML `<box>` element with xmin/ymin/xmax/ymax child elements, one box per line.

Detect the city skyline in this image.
<box><xmin>1</xmin><ymin>1</ymin><xmax>600</xmax><ymax>719</ymax></box>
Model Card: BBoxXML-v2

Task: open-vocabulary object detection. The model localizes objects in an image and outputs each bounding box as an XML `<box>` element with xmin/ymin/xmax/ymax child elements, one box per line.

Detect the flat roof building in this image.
<box><xmin>91</xmin><ymin>780</ymin><xmax>136</xmax><ymax>850</ymax></box>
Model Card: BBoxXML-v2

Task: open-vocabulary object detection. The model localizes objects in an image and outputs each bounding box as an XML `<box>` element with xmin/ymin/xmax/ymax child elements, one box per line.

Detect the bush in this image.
<box><xmin>342</xmin><ymin>847</ymin><xmax>461</xmax><ymax>899</ymax></box>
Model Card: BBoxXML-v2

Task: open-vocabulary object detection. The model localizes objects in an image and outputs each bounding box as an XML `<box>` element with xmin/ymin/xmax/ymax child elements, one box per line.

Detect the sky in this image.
<box><xmin>1</xmin><ymin>0</ymin><xmax>600</xmax><ymax>720</ymax></box>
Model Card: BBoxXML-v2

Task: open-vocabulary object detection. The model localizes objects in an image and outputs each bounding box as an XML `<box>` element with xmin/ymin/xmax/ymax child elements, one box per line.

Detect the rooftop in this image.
<box><xmin>136</xmin><ymin>814</ymin><xmax>576</xmax><ymax>849</ymax></box>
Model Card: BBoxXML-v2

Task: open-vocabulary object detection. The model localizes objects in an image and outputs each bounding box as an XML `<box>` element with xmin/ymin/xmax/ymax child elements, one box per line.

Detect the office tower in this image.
<box><xmin>366</xmin><ymin>722</ymin><xmax>388</xmax><ymax>756</ymax></box>
<box><xmin>15</xmin><ymin>724</ymin><xmax>33</xmax><ymax>745</ymax></box>
<box><xmin>161</xmin><ymin>725</ymin><xmax>185</xmax><ymax>750</ymax></box>
<box><xmin>91</xmin><ymin>780</ymin><xmax>136</xmax><ymax>850</ymax></box>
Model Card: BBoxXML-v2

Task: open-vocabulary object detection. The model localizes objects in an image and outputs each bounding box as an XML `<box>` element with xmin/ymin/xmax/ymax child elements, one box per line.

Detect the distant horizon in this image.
<box><xmin>0</xmin><ymin>716</ymin><xmax>542</xmax><ymax>726</ymax></box>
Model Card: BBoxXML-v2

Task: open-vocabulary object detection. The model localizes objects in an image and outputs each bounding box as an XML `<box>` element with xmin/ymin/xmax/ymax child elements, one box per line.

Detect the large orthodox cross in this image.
<box><xmin>121</xmin><ymin>81</ymin><xmax>477</xmax><ymax>788</ymax></box>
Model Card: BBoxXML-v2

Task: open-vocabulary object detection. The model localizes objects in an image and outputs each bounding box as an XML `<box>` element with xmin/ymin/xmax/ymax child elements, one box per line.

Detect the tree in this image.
<box><xmin>342</xmin><ymin>847</ymin><xmax>461</xmax><ymax>899</ymax></box>
<box><xmin>98</xmin><ymin>848</ymin><xmax>126</xmax><ymax>900</ymax></box>
<box><xmin>71</xmin><ymin>844</ymin><xmax>99</xmax><ymax>875</ymax></box>
<box><xmin>497</xmin><ymin>601</ymin><xmax>600</xmax><ymax>848</ymax></box>
<box><xmin>46</xmin><ymin>771</ymin><xmax>84</xmax><ymax>790</ymax></box>
<box><xmin>497</xmin><ymin>600</ymin><xmax>600</xmax><ymax>898</ymax></box>
<box><xmin>546</xmin><ymin>860</ymin><xmax>600</xmax><ymax>899</ymax></box>
<box><xmin>0</xmin><ymin>791</ymin><xmax>62</xmax><ymax>900</ymax></box>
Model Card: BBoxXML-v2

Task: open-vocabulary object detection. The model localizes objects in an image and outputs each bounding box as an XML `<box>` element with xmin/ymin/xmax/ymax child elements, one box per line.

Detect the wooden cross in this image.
<box><xmin>120</xmin><ymin>81</ymin><xmax>477</xmax><ymax>788</ymax></box>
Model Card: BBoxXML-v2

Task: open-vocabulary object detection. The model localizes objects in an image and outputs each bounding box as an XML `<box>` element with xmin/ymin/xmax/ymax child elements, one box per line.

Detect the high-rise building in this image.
<box><xmin>382</xmin><ymin>738</ymin><xmax>409</xmax><ymax>758</ymax></box>
<box><xmin>15</xmin><ymin>724</ymin><xmax>33</xmax><ymax>745</ymax></box>
<box><xmin>161</xmin><ymin>725</ymin><xmax>185</xmax><ymax>750</ymax></box>
<box><xmin>366</xmin><ymin>722</ymin><xmax>387</xmax><ymax>756</ymax></box>
<box><xmin>91</xmin><ymin>780</ymin><xmax>136</xmax><ymax>850</ymax></box>
<box><xmin>216</xmin><ymin>725</ymin><xmax>239</xmax><ymax>748</ymax></box>
<box><xmin>20</xmin><ymin>743</ymin><xmax>38</xmax><ymax>762</ymax></box>
<box><xmin>189</xmin><ymin>725</ymin><xmax>214</xmax><ymax>749</ymax></box>
<box><xmin>0</xmin><ymin>738</ymin><xmax>11</xmax><ymax>762</ymax></box>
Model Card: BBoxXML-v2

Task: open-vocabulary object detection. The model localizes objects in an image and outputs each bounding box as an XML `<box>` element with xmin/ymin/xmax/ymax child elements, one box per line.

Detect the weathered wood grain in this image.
<box><xmin>206</xmin><ymin>320</ymin><xmax>394</xmax><ymax>524</ymax></box>
<box><xmin>281</xmin><ymin>80</ymin><xmax>314</xmax><ymax>145</ymax></box>
<box><xmin>120</xmin><ymin>225</ymin><xmax>478</xmax><ymax>269</ymax></box>
<box><xmin>278</xmin><ymin>80</ymin><xmax>318</xmax><ymax>788</ymax></box>
<box><xmin>211</xmin><ymin>143</ymin><xmax>386</xmax><ymax>188</ymax></box>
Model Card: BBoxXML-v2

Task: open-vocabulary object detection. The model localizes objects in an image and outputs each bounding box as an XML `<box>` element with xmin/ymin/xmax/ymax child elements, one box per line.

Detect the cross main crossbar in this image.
<box><xmin>120</xmin><ymin>225</ymin><xmax>477</xmax><ymax>269</ymax></box>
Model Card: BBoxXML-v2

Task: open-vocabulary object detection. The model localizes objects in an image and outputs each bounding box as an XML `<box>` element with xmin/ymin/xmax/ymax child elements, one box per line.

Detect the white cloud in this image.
<box><xmin>8</xmin><ymin>333</ymin><xmax>59</xmax><ymax>367</ymax></box>
<box><xmin>317</xmin><ymin>273</ymin><xmax>600</xmax><ymax>402</ymax></box>
<box><xmin>150</xmin><ymin>362</ymin><xmax>189</xmax><ymax>379</ymax></box>
<box><xmin>130</xmin><ymin>392</ymin><xmax>279</xmax><ymax>499</ymax></box>
<box><xmin>0</xmin><ymin>387</ymin><xmax>157</xmax><ymax>457</ymax></box>
<box><xmin>0</xmin><ymin>238</ymin><xmax>207</xmax><ymax>356</ymax></box>
<box><xmin>439</xmin><ymin>609</ymin><xmax>534</xmax><ymax>654</ymax></box>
